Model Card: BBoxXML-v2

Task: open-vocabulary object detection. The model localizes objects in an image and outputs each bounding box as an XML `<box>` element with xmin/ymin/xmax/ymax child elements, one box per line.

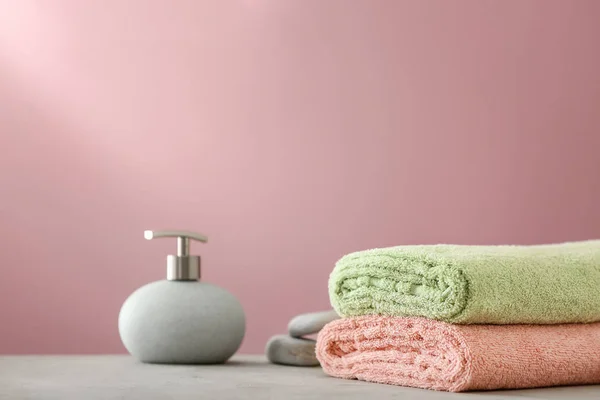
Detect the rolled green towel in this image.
<box><xmin>329</xmin><ymin>240</ymin><xmax>600</xmax><ymax>324</ymax></box>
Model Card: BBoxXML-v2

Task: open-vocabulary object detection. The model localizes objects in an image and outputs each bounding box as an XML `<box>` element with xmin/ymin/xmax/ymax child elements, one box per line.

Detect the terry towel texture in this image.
<box><xmin>316</xmin><ymin>316</ymin><xmax>600</xmax><ymax>392</ymax></box>
<box><xmin>329</xmin><ymin>240</ymin><xmax>600</xmax><ymax>324</ymax></box>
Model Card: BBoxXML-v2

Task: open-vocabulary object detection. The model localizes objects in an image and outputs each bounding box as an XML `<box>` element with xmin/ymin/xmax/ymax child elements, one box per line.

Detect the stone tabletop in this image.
<box><xmin>0</xmin><ymin>354</ymin><xmax>599</xmax><ymax>399</ymax></box>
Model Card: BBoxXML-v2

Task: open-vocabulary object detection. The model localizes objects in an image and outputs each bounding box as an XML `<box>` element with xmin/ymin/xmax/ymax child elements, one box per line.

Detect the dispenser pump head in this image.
<box><xmin>144</xmin><ymin>230</ymin><xmax>208</xmax><ymax>281</ymax></box>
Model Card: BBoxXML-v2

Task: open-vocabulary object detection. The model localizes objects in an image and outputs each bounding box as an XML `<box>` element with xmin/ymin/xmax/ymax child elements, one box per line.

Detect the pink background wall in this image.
<box><xmin>1</xmin><ymin>0</ymin><xmax>600</xmax><ymax>355</ymax></box>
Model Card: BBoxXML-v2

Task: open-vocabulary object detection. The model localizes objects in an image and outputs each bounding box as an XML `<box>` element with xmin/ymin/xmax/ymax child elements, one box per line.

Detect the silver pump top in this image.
<box><xmin>144</xmin><ymin>230</ymin><xmax>208</xmax><ymax>281</ymax></box>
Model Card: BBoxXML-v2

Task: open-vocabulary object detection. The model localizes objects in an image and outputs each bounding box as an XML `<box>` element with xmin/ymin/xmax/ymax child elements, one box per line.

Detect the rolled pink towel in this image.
<box><xmin>316</xmin><ymin>316</ymin><xmax>600</xmax><ymax>392</ymax></box>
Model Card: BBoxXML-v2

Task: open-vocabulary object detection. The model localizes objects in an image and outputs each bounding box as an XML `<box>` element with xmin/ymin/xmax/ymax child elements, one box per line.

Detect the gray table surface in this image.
<box><xmin>0</xmin><ymin>354</ymin><xmax>599</xmax><ymax>400</ymax></box>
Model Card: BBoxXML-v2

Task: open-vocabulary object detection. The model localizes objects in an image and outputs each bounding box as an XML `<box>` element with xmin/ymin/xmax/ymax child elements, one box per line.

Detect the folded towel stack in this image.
<box><xmin>316</xmin><ymin>240</ymin><xmax>600</xmax><ymax>392</ymax></box>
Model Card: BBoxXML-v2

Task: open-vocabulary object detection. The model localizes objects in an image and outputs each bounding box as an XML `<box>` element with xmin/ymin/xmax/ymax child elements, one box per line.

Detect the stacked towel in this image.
<box><xmin>317</xmin><ymin>316</ymin><xmax>600</xmax><ymax>391</ymax></box>
<box><xmin>316</xmin><ymin>240</ymin><xmax>600</xmax><ymax>392</ymax></box>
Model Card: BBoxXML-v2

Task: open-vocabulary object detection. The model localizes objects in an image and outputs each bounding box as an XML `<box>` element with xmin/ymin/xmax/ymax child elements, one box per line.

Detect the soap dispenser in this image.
<box><xmin>118</xmin><ymin>230</ymin><xmax>246</xmax><ymax>364</ymax></box>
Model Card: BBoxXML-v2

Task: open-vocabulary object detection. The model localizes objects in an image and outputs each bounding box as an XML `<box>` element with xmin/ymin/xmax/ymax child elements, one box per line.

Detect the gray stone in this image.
<box><xmin>265</xmin><ymin>335</ymin><xmax>319</xmax><ymax>366</ymax></box>
<box><xmin>288</xmin><ymin>310</ymin><xmax>339</xmax><ymax>338</ymax></box>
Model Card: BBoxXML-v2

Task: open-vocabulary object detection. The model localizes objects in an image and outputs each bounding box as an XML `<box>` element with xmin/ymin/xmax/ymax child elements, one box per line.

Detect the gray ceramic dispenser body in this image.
<box><xmin>118</xmin><ymin>230</ymin><xmax>245</xmax><ymax>364</ymax></box>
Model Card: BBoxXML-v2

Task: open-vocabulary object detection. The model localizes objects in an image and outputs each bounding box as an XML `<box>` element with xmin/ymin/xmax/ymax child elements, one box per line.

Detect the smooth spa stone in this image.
<box><xmin>288</xmin><ymin>310</ymin><xmax>340</xmax><ymax>338</ymax></box>
<box><xmin>265</xmin><ymin>335</ymin><xmax>319</xmax><ymax>366</ymax></box>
